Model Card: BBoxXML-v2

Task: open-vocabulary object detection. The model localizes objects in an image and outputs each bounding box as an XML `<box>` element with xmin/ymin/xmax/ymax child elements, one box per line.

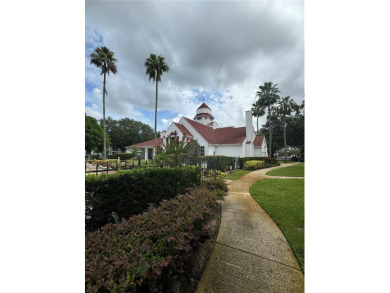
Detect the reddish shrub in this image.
<box><xmin>85</xmin><ymin>186</ymin><xmax>222</xmax><ymax>292</ymax></box>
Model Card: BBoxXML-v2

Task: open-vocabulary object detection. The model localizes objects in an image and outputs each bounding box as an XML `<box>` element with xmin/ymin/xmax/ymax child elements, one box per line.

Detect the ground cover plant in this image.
<box><xmin>85</xmin><ymin>166</ymin><xmax>201</xmax><ymax>231</ymax></box>
<box><xmin>226</xmin><ymin>170</ymin><xmax>252</xmax><ymax>180</ymax></box>
<box><xmin>250</xmin><ymin>179</ymin><xmax>304</xmax><ymax>272</ymax></box>
<box><xmin>266</xmin><ymin>163</ymin><xmax>304</xmax><ymax>177</ymax></box>
<box><xmin>85</xmin><ymin>180</ymin><xmax>227</xmax><ymax>293</ymax></box>
<box><xmin>277</xmin><ymin>160</ymin><xmax>294</xmax><ymax>164</ymax></box>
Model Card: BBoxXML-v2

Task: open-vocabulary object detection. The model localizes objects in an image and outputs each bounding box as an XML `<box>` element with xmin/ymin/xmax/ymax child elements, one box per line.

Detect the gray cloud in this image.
<box><xmin>85</xmin><ymin>1</ymin><xmax>304</xmax><ymax>128</ymax></box>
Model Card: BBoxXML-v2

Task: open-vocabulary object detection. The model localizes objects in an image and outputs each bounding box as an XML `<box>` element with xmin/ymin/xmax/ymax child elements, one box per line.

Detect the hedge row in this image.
<box><xmin>85</xmin><ymin>166</ymin><xmax>201</xmax><ymax>231</ymax></box>
<box><xmin>244</xmin><ymin>160</ymin><xmax>265</xmax><ymax>170</ymax></box>
<box><xmin>85</xmin><ymin>182</ymin><xmax>227</xmax><ymax>293</ymax></box>
<box><xmin>238</xmin><ymin>157</ymin><xmax>278</xmax><ymax>169</ymax></box>
<box><xmin>197</xmin><ymin>156</ymin><xmax>236</xmax><ymax>172</ymax></box>
<box><xmin>112</xmin><ymin>153</ymin><xmax>136</xmax><ymax>160</ymax></box>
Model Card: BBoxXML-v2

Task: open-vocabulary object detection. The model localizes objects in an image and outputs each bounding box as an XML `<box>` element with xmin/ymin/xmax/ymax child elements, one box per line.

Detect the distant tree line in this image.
<box><xmin>85</xmin><ymin>115</ymin><xmax>154</xmax><ymax>155</ymax></box>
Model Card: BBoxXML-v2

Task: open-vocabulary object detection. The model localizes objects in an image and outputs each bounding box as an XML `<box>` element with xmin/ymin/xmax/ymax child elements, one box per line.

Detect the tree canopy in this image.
<box><xmin>101</xmin><ymin>117</ymin><xmax>154</xmax><ymax>152</ymax></box>
<box><xmin>85</xmin><ymin>115</ymin><xmax>111</xmax><ymax>154</ymax></box>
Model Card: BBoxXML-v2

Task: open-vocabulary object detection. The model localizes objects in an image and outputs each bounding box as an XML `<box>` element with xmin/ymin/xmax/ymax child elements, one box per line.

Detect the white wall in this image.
<box><xmin>215</xmin><ymin>145</ymin><xmax>242</xmax><ymax>157</ymax></box>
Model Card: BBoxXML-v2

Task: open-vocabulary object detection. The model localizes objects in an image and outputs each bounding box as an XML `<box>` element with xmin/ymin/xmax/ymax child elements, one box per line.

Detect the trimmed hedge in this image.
<box><xmin>113</xmin><ymin>153</ymin><xmax>136</xmax><ymax>160</ymax></box>
<box><xmin>238</xmin><ymin>156</ymin><xmax>278</xmax><ymax>168</ymax></box>
<box><xmin>85</xmin><ymin>183</ymin><xmax>226</xmax><ymax>293</ymax></box>
<box><xmin>85</xmin><ymin>166</ymin><xmax>201</xmax><ymax>231</ymax></box>
<box><xmin>197</xmin><ymin>156</ymin><xmax>236</xmax><ymax>172</ymax></box>
<box><xmin>244</xmin><ymin>160</ymin><xmax>265</xmax><ymax>170</ymax></box>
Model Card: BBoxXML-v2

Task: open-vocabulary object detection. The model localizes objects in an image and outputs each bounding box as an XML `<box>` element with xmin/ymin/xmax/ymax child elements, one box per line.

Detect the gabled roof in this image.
<box><xmin>183</xmin><ymin>117</ymin><xmax>246</xmax><ymax>144</ymax></box>
<box><xmin>253</xmin><ymin>135</ymin><xmax>265</xmax><ymax>147</ymax></box>
<box><xmin>173</xmin><ymin>123</ymin><xmax>192</xmax><ymax>136</ymax></box>
<box><xmin>130</xmin><ymin>138</ymin><xmax>164</xmax><ymax>147</ymax></box>
<box><xmin>197</xmin><ymin>103</ymin><xmax>210</xmax><ymax>110</ymax></box>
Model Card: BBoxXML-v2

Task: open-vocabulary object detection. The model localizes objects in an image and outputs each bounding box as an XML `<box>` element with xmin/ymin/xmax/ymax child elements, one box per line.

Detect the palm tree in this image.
<box><xmin>251</xmin><ymin>100</ymin><xmax>265</xmax><ymax>134</ymax></box>
<box><xmin>277</xmin><ymin>96</ymin><xmax>299</xmax><ymax>163</ymax></box>
<box><xmin>90</xmin><ymin>46</ymin><xmax>118</xmax><ymax>160</ymax></box>
<box><xmin>255</xmin><ymin>82</ymin><xmax>280</xmax><ymax>158</ymax></box>
<box><xmin>145</xmin><ymin>54</ymin><xmax>170</xmax><ymax>152</ymax></box>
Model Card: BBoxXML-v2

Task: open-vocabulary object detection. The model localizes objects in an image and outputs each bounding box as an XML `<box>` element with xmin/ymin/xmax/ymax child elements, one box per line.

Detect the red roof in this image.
<box><xmin>194</xmin><ymin>112</ymin><xmax>215</xmax><ymax>119</ymax></box>
<box><xmin>253</xmin><ymin>135</ymin><xmax>265</xmax><ymax>146</ymax></box>
<box><xmin>130</xmin><ymin>138</ymin><xmax>163</xmax><ymax>147</ymax></box>
<box><xmin>183</xmin><ymin>117</ymin><xmax>247</xmax><ymax>144</ymax></box>
<box><xmin>173</xmin><ymin>123</ymin><xmax>193</xmax><ymax>136</ymax></box>
<box><xmin>197</xmin><ymin>103</ymin><xmax>210</xmax><ymax>110</ymax></box>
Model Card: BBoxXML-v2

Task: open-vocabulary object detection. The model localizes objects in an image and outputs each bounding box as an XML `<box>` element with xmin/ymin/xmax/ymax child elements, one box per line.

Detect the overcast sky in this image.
<box><xmin>85</xmin><ymin>0</ymin><xmax>304</xmax><ymax>132</ymax></box>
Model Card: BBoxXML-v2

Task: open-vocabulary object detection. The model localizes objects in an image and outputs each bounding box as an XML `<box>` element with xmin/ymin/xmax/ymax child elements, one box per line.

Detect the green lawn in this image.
<box><xmin>266</xmin><ymin>163</ymin><xmax>304</xmax><ymax>177</ymax></box>
<box><xmin>250</xmin><ymin>179</ymin><xmax>304</xmax><ymax>272</ymax></box>
<box><xmin>226</xmin><ymin>170</ymin><xmax>252</xmax><ymax>180</ymax></box>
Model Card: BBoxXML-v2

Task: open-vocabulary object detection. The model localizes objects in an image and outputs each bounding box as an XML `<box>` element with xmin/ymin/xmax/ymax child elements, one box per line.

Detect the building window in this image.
<box><xmin>200</xmin><ymin>146</ymin><xmax>205</xmax><ymax>156</ymax></box>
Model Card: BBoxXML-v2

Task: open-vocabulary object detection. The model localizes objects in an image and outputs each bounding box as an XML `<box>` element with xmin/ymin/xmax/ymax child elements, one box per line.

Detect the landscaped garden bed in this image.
<box><xmin>86</xmin><ymin>180</ymin><xmax>227</xmax><ymax>293</ymax></box>
<box><xmin>85</xmin><ymin>166</ymin><xmax>201</xmax><ymax>231</ymax></box>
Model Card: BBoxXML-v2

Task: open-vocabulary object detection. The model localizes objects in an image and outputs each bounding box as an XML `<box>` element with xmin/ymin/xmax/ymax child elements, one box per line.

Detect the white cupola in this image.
<box><xmin>193</xmin><ymin>103</ymin><xmax>216</xmax><ymax>127</ymax></box>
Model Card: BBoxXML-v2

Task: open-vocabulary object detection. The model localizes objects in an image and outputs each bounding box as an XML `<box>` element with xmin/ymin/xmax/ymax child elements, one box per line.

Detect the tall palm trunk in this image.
<box><xmin>283</xmin><ymin>115</ymin><xmax>287</xmax><ymax>163</ymax></box>
<box><xmin>102</xmin><ymin>72</ymin><xmax>107</xmax><ymax>160</ymax></box>
<box><xmin>268</xmin><ymin>104</ymin><xmax>272</xmax><ymax>158</ymax></box>
<box><xmin>154</xmin><ymin>80</ymin><xmax>158</xmax><ymax>154</ymax></box>
<box><xmin>256</xmin><ymin>116</ymin><xmax>259</xmax><ymax>133</ymax></box>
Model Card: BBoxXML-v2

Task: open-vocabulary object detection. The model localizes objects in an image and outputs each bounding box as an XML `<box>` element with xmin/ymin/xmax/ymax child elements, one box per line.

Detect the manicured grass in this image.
<box><xmin>226</xmin><ymin>170</ymin><xmax>252</xmax><ymax>180</ymax></box>
<box><xmin>266</xmin><ymin>163</ymin><xmax>304</xmax><ymax>177</ymax></box>
<box><xmin>250</xmin><ymin>179</ymin><xmax>304</xmax><ymax>272</ymax></box>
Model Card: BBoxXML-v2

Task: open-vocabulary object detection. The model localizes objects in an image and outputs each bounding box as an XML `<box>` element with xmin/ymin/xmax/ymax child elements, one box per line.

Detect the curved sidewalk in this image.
<box><xmin>196</xmin><ymin>164</ymin><xmax>304</xmax><ymax>292</ymax></box>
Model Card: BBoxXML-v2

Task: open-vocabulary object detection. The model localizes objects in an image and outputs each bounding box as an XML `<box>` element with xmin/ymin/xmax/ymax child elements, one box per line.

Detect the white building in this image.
<box><xmin>129</xmin><ymin>103</ymin><xmax>268</xmax><ymax>160</ymax></box>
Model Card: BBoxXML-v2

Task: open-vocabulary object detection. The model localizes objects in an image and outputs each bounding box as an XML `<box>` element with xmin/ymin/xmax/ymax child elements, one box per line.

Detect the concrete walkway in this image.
<box><xmin>196</xmin><ymin>164</ymin><xmax>304</xmax><ymax>293</ymax></box>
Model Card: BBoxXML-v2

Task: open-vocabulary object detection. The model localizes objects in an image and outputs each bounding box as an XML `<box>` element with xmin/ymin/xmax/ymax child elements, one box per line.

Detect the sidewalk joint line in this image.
<box><xmin>215</xmin><ymin>241</ymin><xmax>302</xmax><ymax>272</ymax></box>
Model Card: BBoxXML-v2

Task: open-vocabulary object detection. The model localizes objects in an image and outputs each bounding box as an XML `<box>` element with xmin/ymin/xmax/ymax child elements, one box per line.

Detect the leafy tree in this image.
<box><xmin>145</xmin><ymin>54</ymin><xmax>169</xmax><ymax>151</ymax></box>
<box><xmin>260</xmin><ymin>100</ymin><xmax>305</xmax><ymax>158</ymax></box>
<box><xmin>90</xmin><ymin>46</ymin><xmax>118</xmax><ymax>159</ymax></box>
<box><xmin>85</xmin><ymin>115</ymin><xmax>111</xmax><ymax>154</ymax></box>
<box><xmin>255</xmin><ymin>82</ymin><xmax>280</xmax><ymax>157</ymax></box>
<box><xmin>155</xmin><ymin>131</ymin><xmax>196</xmax><ymax>164</ymax></box>
<box><xmin>277</xmin><ymin>96</ymin><xmax>299</xmax><ymax>162</ymax></box>
<box><xmin>101</xmin><ymin>117</ymin><xmax>154</xmax><ymax>152</ymax></box>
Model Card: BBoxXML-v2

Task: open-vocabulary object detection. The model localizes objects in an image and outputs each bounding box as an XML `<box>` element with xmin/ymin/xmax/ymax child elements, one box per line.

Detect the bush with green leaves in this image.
<box><xmin>197</xmin><ymin>156</ymin><xmax>236</xmax><ymax>172</ymax></box>
<box><xmin>85</xmin><ymin>166</ymin><xmax>201</xmax><ymax>231</ymax></box>
<box><xmin>85</xmin><ymin>185</ymin><xmax>224</xmax><ymax>293</ymax></box>
<box><xmin>243</xmin><ymin>160</ymin><xmax>265</xmax><ymax>170</ymax></box>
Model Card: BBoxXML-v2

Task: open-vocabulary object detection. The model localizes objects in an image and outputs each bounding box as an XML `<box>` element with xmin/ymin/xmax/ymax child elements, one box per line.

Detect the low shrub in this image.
<box><xmin>113</xmin><ymin>153</ymin><xmax>136</xmax><ymax>160</ymax></box>
<box><xmin>85</xmin><ymin>186</ymin><xmax>223</xmax><ymax>293</ymax></box>
<box><xmin>197</xmin><ymin>156</ymin><xmax>236</xmax><ymax>172</ymax></box>
<box><xmin>238</xmin><ymin>157</ymin><xmax>279</xmax><ymax>168</ymax></box>
<box><xmin>85</xmin><ymin>166</ymin><xmax>201</xmax><ymax>231</ymax></box>
<box><xmin>205</xmin><ymin>169</ymin><xmax>227</xmax><ymax>180</ymax></box>
<box><xmin>204</xmin><ymin>178</ymin><xmax>228</xmax><ymax>196</ymax></box>
<box><xmin>258</xmin><ymin>157</ymin><xmax>278</xmax><ymax>164</ymax></box>
<box><xmin>244</xmin><ymin>160</ymin><xmax>265</xmax><ymax>170</ymax></box>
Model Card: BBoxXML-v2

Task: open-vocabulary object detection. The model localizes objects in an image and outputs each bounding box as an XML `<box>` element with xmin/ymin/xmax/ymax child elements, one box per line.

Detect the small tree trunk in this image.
<box><xmin>102</xmin><ymin>73</ymin><xmax>107</xmax><ymax>160</ymax></box>
<box><xmin>284</xmin><ymin>115</ymin><xmax>287</xmax><ymax>163</ymax></box>
<box><xmin>154</xmin><ymin>79</ymin><xmax>158</xmax><ymax>154</ymax></box>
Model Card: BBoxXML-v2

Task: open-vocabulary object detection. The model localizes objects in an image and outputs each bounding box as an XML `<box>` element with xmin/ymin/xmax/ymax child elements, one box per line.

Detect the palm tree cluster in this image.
<box><xmin>90</xmin><ymin>47</ymin><xmax>169</xmax><ymax>158</ymax></box>
<box><xmin>252</xmin><ymin>82</ymin><xmax>301</xmax><ymax>162</ymax></box>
